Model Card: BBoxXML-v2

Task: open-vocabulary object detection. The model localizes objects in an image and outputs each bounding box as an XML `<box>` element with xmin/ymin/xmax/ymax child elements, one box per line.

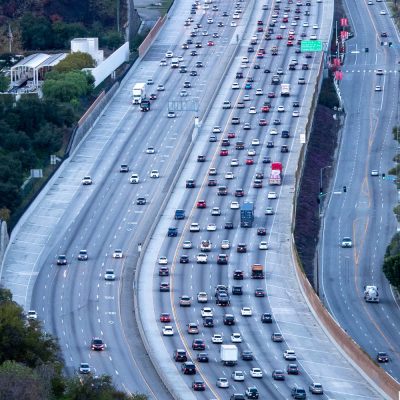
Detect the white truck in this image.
<box><xmin>364</xmin><ymin>285</ymin><xmax>379</xmax><ymax>303</ymax></box>
<box><xmin>280</xmin><ymin>83</ymin><xmax>290</xmax><ymax>97</ymax></box>
<box><xmin>220</xmin><ymin>344</ymin><xmax>238</xmax><ymax>366</ymax></box>
<box><xmin>132</xmin><ymin>83</ymin><xmax>146</xmax><ymax>104</ymax></box>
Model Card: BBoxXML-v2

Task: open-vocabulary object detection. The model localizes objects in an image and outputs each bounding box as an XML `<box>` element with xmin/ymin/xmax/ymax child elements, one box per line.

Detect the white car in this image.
<box><xmin>163</xmin><ymin>326</ymin><xmax>174</xmax><ymax>336</ymax></box>
<box><xmin>283</xmin><ymin>350</ymin><xmax>297</xmax><ymax>360</ymax></box>
<box><xmin>146</xmin><ymin>147</ymin><xmax>155</xmax><ymax>154</ymax></box>
<box><xmin>190</xmin><ymin>223</ymin><xmax>200</xmax><ymax>232</ymax></box>
<box><xmin>265</xmin><ymin>207</ymin><xmax>274</xmax><ymax>215</ymax></box>
<box><xmin>310</xmin><ymin>34</ymin><xmax>317</xmax><ymax>40</ymax></box>
<box><xmin>252</xmin><ymin>138</ymin><xmax>260</xmax><ymax>146</ymax></box>
<box><xmin>375</xmin><ymin>85</ymin><xmax>382</xmax><ymax>92</ymax></box>
<box><xmin>207</xmin><ymin>223</ymin><xmax>217</xmax><ymax>231</ymax></box>
<box><xmin>270</xmin><ymin>128</ymin><xmax>278</xmax><ymax>135</ymax></box>
<box><xmin>113</xmin><ymin>249</ymin><xmax>123</xmax><ymax>258</ymax></box>
<box><xmin>230</xmin><ymin>201</ymin><xmax>240</xmax><ymax>209</ymax></box>
<box><xmin>201</xmin><ymin>307</ymin><xmax>213</xmax><ymax>317</ymax></box>
<box><xmin>197</xmin><ymin>292</ymin><xmax>208</xmax><ymax>303</ymax></box>
<box><xmin>157</xmin><ymin>84</ymin><xmax>165</xmax><ymax>91</ymax></box>
<box><xmin>81</xmin><ymin>176</ymin><xmax>92</xmax><ymax>185</ymax></box>
<box><xmin>27</xmin><ymin>310</ymin><xmax>37</xmax><ymax>320</ymax></box>
<box><xmin>150</xmin><ymin>170</ymin><xmax>159</xmax><ymax>178</ymax></box>
<box><xmin>313</xmin><ymin>24</ymin><xmax>319</xmax><ymax>29</ymax></box>
<box><xmin>268</xmin><ymin>191</ymin><xmax>277</xmax><ymax>199</ymax></box>
<box><xmin>232</xmin><ymin>82</ymin><xmax>240</xmax><ymax>89</ymax></box>
<box><xmin>180</xmin><ymin>89</ymin><xmax>188</xmax><ymax>97</ymax></box>
<box><xmin>380</xmin><ymin>10</ymin><xmax>387</xmax><ymax>15</ymax></box>
<box><xmin>212</xmin><ymin>334</ymin><xmax>223</xmax><ymax>343</ymax></box>
<box><xmin>292</xmin><ymin>110</ymin><xmax>300</xmax><ymax>117</ymax></box>
<box><xmin>247</xmin><ymin>149</ymin><xmax>256</xmax><ymax>156</ymax></box>
<box><xmin>371</xmin><ymin>169</ymin><xmax>379</xmax><ymax>176</ymax></box>
<box><xmin>165</xmin><ymin>51</ymin><xmax>173</xmax><ymax>58</ymax></box>
<box><xmin>129</xmin><ymin>173</ymin><xmax>139</xmax><ymax>184</ymax></box>
<box><xmin>259</xmin><ymin>241</ymin><xmax>268</xmax><ymax>250</ymax></box>
<box><xmin>249</xmin><ymin>367</ymin><xmax>263</xmax><ymax>378</ymax></box>
<box><xmin>167</xmin><ymin>111</ymin><xmax>176</xmax><ymax>118</ymax></box>
<box><xmin>207</xmin><ymin>17</ymin><xmax>213</xmax><ymax>23</ymax></box>
<box><xmin>213</xmin><ymin>126</ymin><xmax>222</xmax><ymax>133</ymax></box>
<box><xmin>231</xmin><ymin>370</ymin><xmax>245</xmax><ymax>381</ymax></box>
<box><xmin>79</xmin><ymin>362</ymin><xmax>91</xmax><ymax>374</ymax></box>
<box><xmin>147</xmin><ymin>78</ymin><xmax>154</xmax><ymax>85</ymax></box>
<box><xmin>243</xmin><ymin>94</ymin><xmax>250</xmax><ymax>101</ymax></box>
<box><xmin>256</xmin><ymin>88</ymin><xmax>263</xmax><ymax>96</ymax></box>
<box><xmin>230</xmin><ymin>21</ymin><xmax>237</xmax><ymax>27</ymax></box>
<box><xmin>159</xmin><ymin>59</ymin><xmax>167</xmax><ymax>66</ymax></box>
<box><xmin>231</xmin><ymin>159</ymin><xmax>239</xmax><ymax>167</ymax></box>
<box><xmin>231</xmin><ymin>333</ymin><xmax>242</xmax><ymax>343</ymax></box>
<box><xmin>225</xmin><ymin>172</ymin><xmax>234</xmax><ymax>179</ymax></box>
<box><xmin>216</xmin><ymin>377</ymin><xmax>229</xmax><ymax>388</ymax></box>
<box><xmin>158</xmin><ymin>256</ymin><xmax>168</xmax><ymax>265</ymax></box>
<box><xmin>291</xmin><ymin>21</ymin><xmax>297</xmax><ymax>26</ymax></box>
<box><xmin>249</xmin><ymin>106</ymin><xmax>257</xmax><ymax>114</ymax></box>
<box><xmin>211</xmin><ymin>207</ymin><xmax>221</xmax><ymax>216</ymax></box>
<box><xmin>104</xmin><ymin>269</ymin><xmax>115</xmax><ymax>280</ymax></box>
<box><xmin>241</xmin><ymin>307</ymin><xmax>252</xmax><ymax>316</ymax></box>
<box><xmin>277</xmin><ymin>105</ymin><xmax>285</xmax><ymax>112</ymax></box>
<box><xmin>376</xmin><ymin>69</ymin><xmax>384</xmax><ymax>75</ymax></box>
<box><xmin>209</xmin><ymin>167</ymin><xmax>217</xmax><ymax>175</ymax></box>
<box><xmin>280</xmin><ymin>24</ymin><xmax>286</xmax><ymax>29</ymax></box>
<box><xmin>341</xmin><ymin>237</ymin><xmax>353</xmax><ymax>247</ymax></box>
<box><xmin>183</xmin><ymin>240</ymin><xmax>192</xmax><ymax>249</ymax></box>
<box><xmin>221</xmin><ymin>239</ymin><xmax>230</xmax><ymax>249</ymax></box>
<box><xmin>233</xmin><ymin>13</ymin><xmax>240</xmax><ymax>19</ymax></box>
<box><xmin>303</xmin><ymin>22</ymin><xmax>309</xmax><ymax>27</ymax></box>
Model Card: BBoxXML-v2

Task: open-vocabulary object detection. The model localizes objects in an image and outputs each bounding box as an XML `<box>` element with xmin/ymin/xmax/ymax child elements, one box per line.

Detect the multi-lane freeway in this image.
<box><xmin>0</xmin><ymin>0</ymin><xmax>394</xmax><ymax>398</ymax></box>
<box><xmin>320</xmin><ymin>0</ymin><xmax>400</xmax><ymax>383</ymax></box>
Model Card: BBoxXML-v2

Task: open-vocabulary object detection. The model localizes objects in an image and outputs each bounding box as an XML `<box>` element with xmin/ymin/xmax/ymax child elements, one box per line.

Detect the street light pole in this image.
<box><xmin>319</xmin><ymin>165</ymin><xmax>332</xmax><ymax>216</ymax></box>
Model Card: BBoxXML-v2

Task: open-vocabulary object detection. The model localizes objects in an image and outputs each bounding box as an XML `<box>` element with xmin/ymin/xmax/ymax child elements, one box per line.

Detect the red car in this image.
<box><xmin>288</xmin><ymin>34</ymin><xmax>295</xmax><ymax>40</ymax></box>
<box><xmin>259</xmin><ymin>119</ymin><xmax>268</xmax><ymax>126</ymax></box>
<box><xmin>276</xmin><ymin>34</ymin><xmax>283</xmax><ymax>40</ymax></box>
<box><xmin>255</xmin><ymin>288</ymin><xmax>265</xmax><ymax>297</ymax></box>
<box><xmin>197</xmin><ymin>200</ymin><xmax>207</xmax><ymax>208</ymax></box>
<box><xmin>261</xmin><ymin>105</ymin><xmax>270</xmax><ymax>113</ymax></box>
<box><xmin>257</xmin><ymin>20</ymin><xmax>263</xmax><ymax>25</ymax></box>
<box><xmin>208</xmin><ymin>179</ymin><xmax>217</xmax><ymax>186</ymax></box>
<box><xmin>287</xmin><ymin>41</ymin><xmax>293</xmax><ymax>46</ymax></box>
<box><xmin>160</xmin><ymin>313</ymin><xmax>171</xmax><ymax>322</ymax></box>
<box><xmin>192</xmin><ymin>339</ymin><xmax>206</xmax><ymax>350</ymax></box>
<box><xmin>207</xmin><ymin>41</ymin><xmax>214</xmax><ymax>46</ymax></box>
<box><xmin>192</xmin><ymin>380</ymin><xmax>206</xmax><ymax>391</ymax></box>
<box><xmin>257</xmin><ymin>27</ymin><xmax>264</xmax><ymax>32</ymax></box>
<box><xmin>246</xmin><ymin>158</ymin><xmax>254</xmax><ymax>165</ymax></box>
<box><xmin>282</xmin><ymin>17</ymin><xmax>288</xmax><ymax>22</ymax></box>
<box><xmin>257</xmin><ymin>52</ymin><xmax>264</xmax><ymax>58</ymax></box>
<box><xmin>268</xmin><ymin>92</ymin><xmax>275</xmax><ymax>98</ymax></box>
<box><xmin>220</xmin><ymin>149</ymin><xmax>228</xmax><ymax>156</ymax></box>
<box><xmin>228</xmin><ymin>132</ymin><xmax>236</xmax><ymax>138</ymax></box>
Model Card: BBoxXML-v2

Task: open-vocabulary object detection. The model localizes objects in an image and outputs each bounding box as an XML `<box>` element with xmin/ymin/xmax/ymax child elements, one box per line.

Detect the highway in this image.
<box><xmin>139</xmin><ymin>0</ymin><xmax>383</xmax><ymax>399</ymax></box>
<box><xmin>320</xmin><ymin>0</ymin><xmax>400</xmax><ymax>383</ymax></box>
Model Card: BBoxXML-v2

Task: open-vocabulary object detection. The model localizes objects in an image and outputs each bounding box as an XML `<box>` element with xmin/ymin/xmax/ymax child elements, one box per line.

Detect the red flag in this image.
<box><xmin>340</xmin><ymin>30</ymin><xmax>349</xmax><ymax>40</ymax></box>
<box><xmin>335</xmin><ymin>70</ymin><xmax>343</xmax><ymax>81</ymax></box>
<box><xmin>340</xmin><ymin>18</ymin><xmax>348</xmax><ymax>27</ymax></box>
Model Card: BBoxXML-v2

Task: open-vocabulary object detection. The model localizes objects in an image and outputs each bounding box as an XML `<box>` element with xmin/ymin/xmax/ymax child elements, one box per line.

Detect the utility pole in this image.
<box><xmin>7</xmin><ymin>24</ymin><xmax>13</xmax><ymax>53</ymax></box>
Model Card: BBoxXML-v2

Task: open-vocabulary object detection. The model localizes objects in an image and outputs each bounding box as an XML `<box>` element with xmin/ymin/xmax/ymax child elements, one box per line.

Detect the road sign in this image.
<box><xmin>301</xmin><ymin>40</ymin><xmax>323</xmax><ymax>52</ymax></box>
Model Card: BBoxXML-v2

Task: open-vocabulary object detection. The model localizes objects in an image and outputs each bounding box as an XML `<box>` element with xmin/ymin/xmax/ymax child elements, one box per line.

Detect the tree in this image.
<box><xmin>20</xmin><ymin>13</ymin><xmax>53</xmax><ymax>50</ymax></box>
<box><xmin>54</xmin><ymin>52</ymin><xmax>95</xmax><ymax>73</ymax></box>
<box><xmin>383</xmin><ymin>254</ymin><xmax>400</xmax><ymax>289</ymax></box>
<box><xmin>52</xmin><ymin>21</ymin><xmax>88</xmax><ymax>49</ymax></box>
<box><xmin>0</xmin><ymin>74</ymin><xmax>9</xmax><ymax>92</ymax></box>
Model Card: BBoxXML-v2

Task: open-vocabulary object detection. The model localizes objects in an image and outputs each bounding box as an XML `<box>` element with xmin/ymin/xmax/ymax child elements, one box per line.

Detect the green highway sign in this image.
<box><xmin>301</xmin><ymin>40</ymin><xmax>323</xmax><ymax>52</ymax></box>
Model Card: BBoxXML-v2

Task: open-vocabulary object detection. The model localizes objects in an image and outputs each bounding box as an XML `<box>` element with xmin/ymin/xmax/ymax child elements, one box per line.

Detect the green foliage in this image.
<box><xmin>103</xmin><ymin>31</ymin><xmax>124</xmax><ymax>50</ymax></box>
<box><xmin>383</xmin><ymin>253</ymin><xmax>400</xmax><ymax>289</ymax></box>
<box><xmin>0</xmin><ymin>74</ymin><xmax>9</xmax><ymax>92</ymax></box>
<box><xmin>394</xmin><ymin>205</ymin><xmax>400</xmax><ymax>222</ymax></box>
<box><xmin>20</xmin><ymin>13</ymin><xmax>53</xmax><ymax>50</ymax></box>
<box><xmin>393</xmin><ymin>126</ymin><xmax>400</xmax><ymax>143</ymax></box>
<box><xmin>54</xmin><ymin>52</ymin><xmax>95</xmax><ymax>73</ymax></box>
<box><xmin>52</xmin><ymin>22</ymin><xmax>88</xmax><ymax>49</ymax></box>
<box><xmin>388</xmin><ymin>165</ymin><xmax>400</xmax><ymax>176</ymax></box>
<box><xmin>319</xmin><ymin>77</ymin><xmax>340</xmax><ymax>109</ymax></box>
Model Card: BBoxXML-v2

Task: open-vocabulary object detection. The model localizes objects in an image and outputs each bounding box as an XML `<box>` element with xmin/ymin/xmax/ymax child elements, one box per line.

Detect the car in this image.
<box><xmin>167</xmin><ymin>110</ymin><xmax>176</xmax><ymax>118</ymax></box>
<box><xmin>223</xmin><ymin>314</ymin><xmax>235</xmax><ymax>326</ymax></box>
<box><xmin>79</xmin><ymin>362</ymin><xmax>91</xmax><ymax>374</ymax></box>
<box><xmin>219</xmin><ymin>239</ymin><xmax>230</xmax><ymax>250</ymax></box>
<box><xmin>104</xmin><ymin>269</ymin><xmax>115</xmax><ymax>281</ymax></box>
<box><xmin>207</xmin><ymin>223</ymin><xmax>216</xmax><ymax>231</ymax></box>
<box><xmin>232</xmin><ymin>370</ymin><xmax>245</xmax><ymax>381</ymax></box>
<box><xmin>255</xmin><ymin>288</ymin><xmax>265</xmax><ymax>297</ymax></box>
<box><xmin>278</xmin><ymin>105</ymin><xmax>285</xmax><ymax>112</ymax></box>
<box><xmin>241</xmin><ymin>307</ymin><xmax>252</xmax><ymax>316</ymax></box>
<box><xmin>272</xmin><ymin>369</ymin><xmax>285</xmax><ymax>380</ymax></box>
<box><xmin>187</xmin><ymin>323</ymin><xmax>199</xmax><ymax>334</ymax></box>
<box><xmin>174</xmin><ymin>349</ymin><xmax>187</xmax><ymax>362</ymax></box>
<box><xmin>129</xmin><ymin>173</ymin><xmax>139</xmax><ymax>184</ymax></box>
<box><xmin>159</xmin><ymin>282</ymin><xmax>170</xmax><ymax>292</ymax></box>
<box><xmin>197</xmin><ymin>291</ymin><xmax>208</xmax><ymax>303</ymax></box>
<box><xmin>182</xmin><ymin>361</ymin><xmax>196</xmax><ymax>374</ymax></box>
<box><xmin>160</xmin><ymin>313</ymin><xmax>171</xmax><ymax>323</ymax></box>
<box><xmin>192</xmin><ymin>338</ymin><xmax>206</xmax><ymax>350</ymax></box>
<box><xmin>268</xmin><ymin>191</ymin><xmax>277</xmax><ymax>199</ymax></box>
<box><xmin>380</xmin><ymin>10</ymin><xmax>386</xmax><ymax>15</ymax></box>
<box><xmin>271</xmin><ymin>332</ymin><xmax>283</xmax><ymax>342</ymax></box>
<box><xmin>249</xmin><ymin>368</ymin><xmax>263</xmax><ymax>378</ymax></box>
<box><xmin>197</xmin><ymin>352</ymin><xmax>209</xmax><ymax>363</ymax></box>
<box><xmin>163</xmin><ymin>326</ymin><xmax>174</xmax><ymax>336</ymax></box>
<box><xmin>232</xmin><ymin>82</ymin><xmax>240</xmax><ymax>89</ymax></box>
<box><xmin>180</xmin><ymin>89</ymin><xmax>188</xmax><ymax>97</ymax></box>
<box><xmin>190</xmin><ymin>70</ymin><xmax>197</xmax><ymax>76</ymax></box>
<box><xmin>231</xmin><ymin>333</ymin><xmax>242</xmax><ymax>342</ymax></box>
<box><xmin>159</xmin><ymin>266</ymin><xmax>169</xmax><ymax>276</ymax></box>
<box><xmin>150</xmin><ymin>169</ymin><xmax>159</xmax><ymax>178</ymax></box>
<box><xmin>247</xmin><ymin>149</ymin><xmax>256</xmax><ymax>157</ymax></box>
<box><xmin>146</xmin><ymin>78</ymin><xmax>154</xmax><ymax>85</ymax></box>
<box><xmin>283</xmin><ymin>350</ymin><xmax>297</xmax><ymax>360</ymax></box>
<box><xmin>375</xmin><ymin>85</ymin><xmax>382</xmax><ymax>92</ymax></box>
<box><xmin>231</xmin><ymin>159</ymin><xmax>239</xmax><ymax>167</ymax></box>
<box><xmin>268</xmin><ymin>91</ymin><xmax>275</xmax><ymax>98</ymax></box>
<box><xmin>246</xmin><ymin>158</ymin><xmax>254</xmax><ymax>165</ymax></box>
<box><xmin>112</xmin><ymin>249</ymin><xmax>123</xmax><ymax>258</ymax></box>
<box><xmin>259</xmin><ymin>118</ymin><xmax>268</xmax><ymax>126</ymax></box>
<box><xmin>265</xmin><ymin>206</ymin><xmax>274</xmax><ymax>215</ymax></box>
<box><xmin>225</xmin><ymin>172</ymin><xmax>234</xmax><ymax>179</ymax></box>
<box><xmin>253</xmin><ymin>179</ymin><xmax>262</xmax><ymax>188</ymax></box>
<box><xmin>91</xmin><ymin>338</ymin><xmax>105</xmax><ymax>351</ymax></box>
<box><xmin>81</xmin><ymin>176</ymin><xmax>92</xmax><ymax>185</ymax></box>
<box><xmin>180</xmin><ymin>295</ymin><xmax>192</xmax><ymax>306</ymax></box>
<box><xmin>192</xmin><ymin>380</ymin><xmax>206</xmax><ymax>391</ymax></box>
<box><xmin>119</xmin><ymin>164</ymin><xmax>129</xmax><ymax>173</ymax></box>
<box><xmin>209</xmin><ymin>135</ymin><xmax>217</xmax><ymax>142</ymax></box>
<box><xmin>197</xmin><ymin>200</ymin><xmax>207</xmax><ymax>208</ymax></box>
<box><xmin>341</xmin><ymin>237</ymin><xmax>352</xmax><ymax>247</ymax></box>
<box><xmin>256</xmin><ymin>89</ymin><xmax>263</xmax><ymax>96</ymax></box>
<box><xmin>159</xmin><ymin>59</ymin><xmax>167</xmax><ymax>66</ymax></box>
<box><xmin>27</xmin><ymin>310</ymin><xmax>37</xmax><ymax>320</ymax></box>
<box><xmin>257</xmin><ymin>227</ymin><xmax>266</xmax><ymax>236</ymax></box>
<box><xmin>197</xmin><ymin>155</ymin><xmax>206</xmax><ymax>162</ymax></box>
<box><xmin>249</xmin><ymin>106</ymin><xmax>256</xmax><ymax>114</ymax></box>
<box><xmin>240</xmin><ymin>350</ymin><xmax>253</xmax><ymax>361</ymax></box>
<box><xmin>292</xmin><ymin>110</ymin><xmax>300</xmax><ymax>117</ymax></box>
<box><xmin>261</xmin><ymin>313</ymin><xmax>272</xmax><ymax>323</ymax></box>
<box><xmin>309</xmin><ymin>382</ymin><xmax>324</xmax><ymax>394</ymax></box>
<box><xmin>158</xmin><ymin>256</ymin><xmax>168</xmax><ymax>265</ymax></box>
<box><xmin>287</xmin><ymin>363</ymin><xmax>299</xmax><ymax>375</ymax></box>
<box><xmin>201</xmin><ymin>307</ymin><xmax>213</xmax><ymax>318</ymax></box>
<box><xmin>377</xmin><ymin>351</ymin><xmax>389</xmax><ymax>362</ymax></box>
<box><xmin>212</xmin><ymin>333</ymin><xmax>223</xmax><ymax>343</ymax></box>
<box><xmin>225</xmin><ymin>221</ymin><xmax>234</xmax><ymax>229</ymax></box>
<box><xmin>243</xmin><ymin>122</ymin><xmax>251</xmax><ymax>130</ymax></box>
<box><xmin>245</xmin><ymin>386</ymin><xmax>259</xmax><ymax>399</ymax></box>
<box><xmin>190</xmin><ymin>223</ymin><xmax>200</xmax><ymax>232</ymax></box>
<box><xmin>231</xmin><ymin>201</ymin><xmax>240</xmax><ymax>209</ymax></box>
<box><xmin>220</xmin><ymin>149</ymin><xmax>228</xmax><ymax>156</ymax></box>
<box><xmin>76</xmin><ymin>249</ymin><xmax>88</xmax><ymax>261</ymax></box>
<box><xmin>217</xmin><ymin>377</ymin><xmax>230</xmax><ymax>388</ymax></box>
<box><xmin>371</xmin><ymin>169</ymin><xmax>379</xmax><ymax>176</ymax></box>
<box><xmin>165</xmin><ymin>51</ymin><xmax>173</xmax><ymax>58</ymax></box>
<box><xmin>291</xmin><ymin>387</ymin><xmax>306</xmax><ymax>399</ymax></box>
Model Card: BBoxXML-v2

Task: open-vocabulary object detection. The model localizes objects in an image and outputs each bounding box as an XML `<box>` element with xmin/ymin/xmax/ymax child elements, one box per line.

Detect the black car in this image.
<box><xmin>136</xmin><ymin>197</ymin><xmax>146</xmax><ymax>205</ymax></box>
<box><xmin>281</xmin><ymin>130</ymin><xmax>290</xmax><ymax>138</ymax></box>
<box><xmin>232</xmin><ymin>285</ymin><xmax>243</xmax><ymax>295</ymax></box>
<box><xmin>182</xmin><ymin>362</ymin><xmax>196</xmax><ymax>374</ymax></box>
<box><xmin>293</xmin><ymin>101</ymin><xmax>300</xmax><ymax>107</ymax></box>
<box><xmin>223</xmin><ymin>314</ymin><xmax>235</xmax><ymax>325</ymax></box>
<box><xmin>233</xmin><ymin>270</ymin><xmax>244</xmax><ymax>280</ymax></box>
<box><xmin>272</xmin><ymin>369</ymin><xmax>285</xmax><ymax>380</ymax></box>
<box><xmin>230</xmin><ymin>395</ymin><xmax>245</xmax><ymax>400</ymax></box>
<box><xmin>241</xmin><ymin>350</ymin><xmax>254</xmax><ymax>361</ymax></box>
<box><xmin>203</xmin><ymin>316</ymin><xmax>214</xmax><ymax>327</ymax></box>
<box><xmin>248</xmin><ymin>47</ymin><xmax>254</xmax><ymax>52</ymax></box>
<box><xmin>197</xmin><ymin>155</ymin><xmax>206</xmax><ymax>162</ymax></box>
<box><xmin>264</xmin><ymin>68</ymin><xmax>271</xmax><ymax>73</ymax></box>
<box><xmin>217</xmin><ymin>254</ymin><xmax>228</xmax><ymax>264</ymax></box>
<box><xmin>261</xmin><ymin>313</ymin><xmax>272</xmax><ymax>323</ymax></box>
<box><xmin>263</xmin><ymin>156</ymin><xmax>271</xmax><ymax>164</ymax></box>
<box><xmin>246</xmin><ymin>386</ymin><xmax>259</xmax><ymax>399</ymax></box>
<box><xmin>180</xmin><ymin>255</ymin><xmax>189</xmax><ymax>263</ymax></box>
<box><xmin>257</xmin><ymin>227</ymin><xmax>267</xmax><ymax>236</ymax></box>
<box><xmin>190</xmin><ymin>70</ymin><xmax>198</xmax><ymax>76</ymax></box>
<box><xmin>267</xmin><ymin>141</ymin><xmax>274</xmax><ymax>148</ymax></box>
<box><xmin>225</xmin><ymin>221</ymin><xmax>234</xmax><ymax>229</ymax></box>
<box><xmin>236</xmin><ymin>71</ymin><xmax>243</xmax><ymax>79</ymax></box>
<box><xmin>197</xmin><ymin>353</ymin><xmax>209</xmax><ymax>362</ymax></box>
<box><xmin>281</xmin><ymin>145</ymin><xmax>289</xmax><ymax>153</ymax></box>
<box><xmin>209</xmin><ymin>135</ymin><xmax>217</xmax><ymax>142</ymax></box>
<box><xmin>287</xmin><ymin>363</ymin><xmax>299</xmax><ymax>375</ymax></box>
<box><xmin>57</xmin><ymin>255</ymin><xmax>67</xmax><ymax>265</ymax></box>
<box><xmin>174</xmin><ymin>349</ymin><xmax>187</xmax><ymax>362</ymax></box>
<box><xmin>216</xmin><ymin>292</ymin><xmax>230</xmax><ymax>305</ymax></box>
<box><xmin>377</xmin><ymin>352</ymin><xmax>389</xmax><ymax>363</ymax></box>
<box><xmin>186</xmin><ymin>179</ymin><xmax>195</xmax><ymax>188</ymax></box>
<box><xmin>254</xmin><ymin>64</ymin><xmax>260</xmax><ymax>69</ymax></box>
